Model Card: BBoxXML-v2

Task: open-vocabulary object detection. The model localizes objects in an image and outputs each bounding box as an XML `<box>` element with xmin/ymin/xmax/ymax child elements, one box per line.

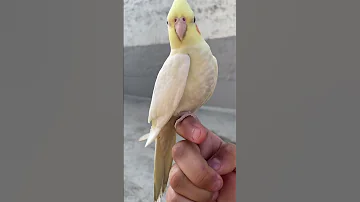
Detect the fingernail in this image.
<box><xmin>212</xmin><ymin>191</ymin><xmax>219</xmax><ymax>201</ymax></box>
<box><xmin>192</xmin><ymin>127</ymin><xmax>201</xmax><ymax>141</ymax></box>
<box><xmin>208</xmin><ymin>158</ymin><xmax>221</xmax><ymax>171</ymax></box>
<box><xmin>212</xmin><ymin>176</ymin><xmax>223</xmax><ymax>191</ymax></box>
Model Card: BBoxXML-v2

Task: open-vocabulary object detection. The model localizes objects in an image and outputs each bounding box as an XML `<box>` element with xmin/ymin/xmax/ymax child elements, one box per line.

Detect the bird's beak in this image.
<box><xmin>175</xmin><ymin>18</ymin><xmax>187</xmax><ymax>41</ymax></box>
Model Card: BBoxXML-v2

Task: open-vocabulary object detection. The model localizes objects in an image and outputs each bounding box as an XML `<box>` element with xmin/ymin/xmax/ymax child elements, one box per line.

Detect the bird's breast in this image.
<box><xmin>174</xmin><ymin>43</ymin><xmax>218</xmax><ymax>115</ymax></box>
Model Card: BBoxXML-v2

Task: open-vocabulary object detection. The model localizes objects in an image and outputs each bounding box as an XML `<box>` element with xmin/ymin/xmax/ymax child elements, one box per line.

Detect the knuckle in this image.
<box><xmin>223</xmin><ymin>143</ymin><xmax>237</xmax><ymax>157</ymax></box>
<box><xmin>193</xmin><ymin>169</ymin><xmax>211</xmax><ymax>186</ymax></box>
<box><xmin>220</xmin><ymin>143</ymin><xmax>237</xmax><ymax>171</ymax></box>
<box><xmin>172</xmin><ymin>141</ymin><xmax>186</xmax><ymax>159</ymax></box>
<box><xmin>169</xmin><ymin>166</ymin><xmax>184</xmax><ymax>190</ymax></box>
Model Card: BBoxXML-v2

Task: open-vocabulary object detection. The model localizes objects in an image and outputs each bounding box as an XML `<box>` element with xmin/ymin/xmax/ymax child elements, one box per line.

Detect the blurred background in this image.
<box><xmin>124</xmin><ymin>0</ymin><xmax>236</xmax><ymax>201</ymax></box>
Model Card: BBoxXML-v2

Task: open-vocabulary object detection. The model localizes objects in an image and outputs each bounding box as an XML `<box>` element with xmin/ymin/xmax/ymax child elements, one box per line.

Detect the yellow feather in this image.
<box><xmin>167</xmin><ymin>0</ymin><xmax>204</xmax><ymax>49</ymax></box>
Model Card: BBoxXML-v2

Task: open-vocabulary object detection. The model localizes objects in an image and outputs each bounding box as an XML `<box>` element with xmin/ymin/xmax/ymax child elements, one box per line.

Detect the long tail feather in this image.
<box><xmin>153</xmin><ymin>117</ymin><xmax>177</xmax><ymax>202</ymax></box>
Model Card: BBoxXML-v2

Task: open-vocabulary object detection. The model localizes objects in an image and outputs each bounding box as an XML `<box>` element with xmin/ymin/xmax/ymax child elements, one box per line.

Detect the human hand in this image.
<box><xmin>166</xmin><ymin>116</ymin><xmax>236</xmax><ymax>202</ymax></box>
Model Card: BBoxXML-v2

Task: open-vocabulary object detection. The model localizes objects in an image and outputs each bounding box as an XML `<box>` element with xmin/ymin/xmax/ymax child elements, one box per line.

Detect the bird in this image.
<box><xmin>138</xmin><ymin>0</ymin><xmax>218</xmax><ymax>201</ymax></box>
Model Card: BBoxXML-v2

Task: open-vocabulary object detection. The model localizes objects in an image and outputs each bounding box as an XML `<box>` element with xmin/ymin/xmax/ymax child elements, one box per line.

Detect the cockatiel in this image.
<box><xmin>139</xmin><ymin>0</ymin><xmax>218</xmax><ymax>201</ymax></box>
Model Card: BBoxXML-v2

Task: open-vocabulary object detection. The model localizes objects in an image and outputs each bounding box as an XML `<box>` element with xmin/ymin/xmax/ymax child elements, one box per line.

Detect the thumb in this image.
<box><xmin>207</xmin><ymin>143</ymin><xmax>236</xmax><ymax>175</ymax></box>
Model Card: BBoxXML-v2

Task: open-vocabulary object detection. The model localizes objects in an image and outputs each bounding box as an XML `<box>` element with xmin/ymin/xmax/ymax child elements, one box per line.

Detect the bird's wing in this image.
<box><xmin>148</xmin><ymin>53</ymin><xmax>190</xmax><ymax>128</ymax></box>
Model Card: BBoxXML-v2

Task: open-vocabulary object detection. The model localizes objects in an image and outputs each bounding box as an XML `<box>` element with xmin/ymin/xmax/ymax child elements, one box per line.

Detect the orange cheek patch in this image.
<box><xmin>196</xmin><ymin>24</ymin><xmax>201</xmax><ymax>35</ymax></box>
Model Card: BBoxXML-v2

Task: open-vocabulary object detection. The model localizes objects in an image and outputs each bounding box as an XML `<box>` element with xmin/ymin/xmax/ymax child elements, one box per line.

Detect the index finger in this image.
<box><xmin>175</xmin><ymin>116</ymin><xmax>224</xmax><ymax>160</ymax></box>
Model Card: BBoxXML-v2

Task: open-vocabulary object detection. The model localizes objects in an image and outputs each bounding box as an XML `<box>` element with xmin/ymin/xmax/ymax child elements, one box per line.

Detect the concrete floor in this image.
<box><xmin>124</xmin><ymin>95</ymin><xmax>236</xmax><ymax>202</ymax></box>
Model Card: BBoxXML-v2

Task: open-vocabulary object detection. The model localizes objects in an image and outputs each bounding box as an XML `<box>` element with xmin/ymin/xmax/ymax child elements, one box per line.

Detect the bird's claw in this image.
<box><xmin>174</xmin><ymin>111</ymin><xmax>198</xmax><ymax>129</ymax></box>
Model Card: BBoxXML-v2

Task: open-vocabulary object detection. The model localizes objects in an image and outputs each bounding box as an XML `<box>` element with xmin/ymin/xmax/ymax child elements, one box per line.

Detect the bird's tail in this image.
<box><xmin>153</xmin><ymin>117</ymin><xmax>177</xmax><ymax>202</ymax></box>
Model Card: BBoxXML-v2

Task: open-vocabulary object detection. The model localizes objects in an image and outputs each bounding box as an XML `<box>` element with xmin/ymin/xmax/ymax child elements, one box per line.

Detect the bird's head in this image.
<box><xmin>167</xmin><ymin>0</ymin><xmax>203</xmax><ymax>49</ymax></box>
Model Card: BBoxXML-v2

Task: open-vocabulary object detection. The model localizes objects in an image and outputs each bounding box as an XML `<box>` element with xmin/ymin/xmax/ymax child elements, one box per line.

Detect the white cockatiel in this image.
<box><xmin>139</xmin><ymin>0</ymin><xmax>218</xmax><ymax>201</ymax></box>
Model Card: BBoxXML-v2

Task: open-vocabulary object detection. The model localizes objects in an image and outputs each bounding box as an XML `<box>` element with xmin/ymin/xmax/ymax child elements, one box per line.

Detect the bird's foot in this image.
<box><xmin>174</xmin><ymin>111</ymin><xmax>198</xmax><ymax>129</ymax></box>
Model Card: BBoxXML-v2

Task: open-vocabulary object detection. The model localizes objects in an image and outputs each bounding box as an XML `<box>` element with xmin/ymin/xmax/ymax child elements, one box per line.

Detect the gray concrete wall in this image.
<box><xmin>124</xmin><ymin>0</ymin><xmax>236</xmax><ymax>109</ymax></box>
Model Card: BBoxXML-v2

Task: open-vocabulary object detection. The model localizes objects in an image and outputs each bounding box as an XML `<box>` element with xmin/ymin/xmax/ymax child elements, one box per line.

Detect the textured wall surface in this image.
<box><xmin>124</xmin><ymin>0</ymin><xmax>236</xmax><ymax>109</ymax></box>
<box><xmin>124</xmin><ymin>0</ymin><xmax>236</xmax><ymax>47</ymax></box>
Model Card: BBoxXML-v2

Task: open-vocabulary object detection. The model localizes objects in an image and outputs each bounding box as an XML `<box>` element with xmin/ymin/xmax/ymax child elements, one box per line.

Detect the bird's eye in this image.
<box><xmin>182</xmin><ymin>17</ymin><xmax>186</xmax><ymax>21</ymax></box>
<box><xmin>166</xmin><ymin>21</ymin><xmax>168</xmax><ymax>25</ymax></box>
<box><xmin>175</xmin><ymin>18</ymin><xmax>177</xmax><ymax>22</ymax></box>
<box><xmin>194</xmin><ymin>17</ymin><xmax>196</xmax><ymax>23</ymax></box>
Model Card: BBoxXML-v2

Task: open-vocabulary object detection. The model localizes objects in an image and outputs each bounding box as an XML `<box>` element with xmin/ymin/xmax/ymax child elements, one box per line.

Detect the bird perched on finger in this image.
<box><xmin>138</xmin><ymin>0</ymin><xmax>218</xmax><ymax>201</ymax></box>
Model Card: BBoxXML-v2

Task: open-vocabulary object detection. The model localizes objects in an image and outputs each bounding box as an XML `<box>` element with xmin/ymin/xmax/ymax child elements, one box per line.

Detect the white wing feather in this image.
<box><xmin>148</xmin><ymin>53</ymin><xmax>190</xmax><ymax>129</ymax></box>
